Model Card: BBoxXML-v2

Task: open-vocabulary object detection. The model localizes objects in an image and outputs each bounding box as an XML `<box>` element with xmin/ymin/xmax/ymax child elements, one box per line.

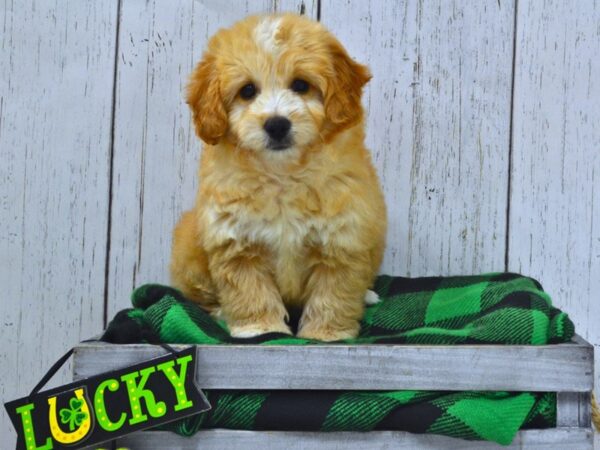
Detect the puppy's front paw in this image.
<box><xmin>297</xmin><ymin>324</ymin><xmax>359</xmax><ymax>342</ymax></box>
<box><xmin>210</xmin><ymin>307</ymin><xmax>223</xmax><ymax>319</ymax></box>
<box><xmin>229</xmin><ymin>322</ymin><xmax>292</xmax><ymax>338</ymax></box>
<box><xmin>364</xmin><ymin>289</ymin><xmax>380</xmax><ymax>305</ymax></box>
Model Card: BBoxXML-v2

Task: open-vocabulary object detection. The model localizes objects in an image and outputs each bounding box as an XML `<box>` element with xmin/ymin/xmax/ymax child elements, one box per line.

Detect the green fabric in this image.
<box><xmin>103</xmin><ymin>272</ymin><xmax>574</xmax><ymax>445</ymax></box>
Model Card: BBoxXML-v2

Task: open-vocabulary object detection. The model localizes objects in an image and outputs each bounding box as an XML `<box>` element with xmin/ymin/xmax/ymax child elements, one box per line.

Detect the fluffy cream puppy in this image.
<box><xmin>170</xmin><ymin>13</ymin><xmax>386</xmax><ymax>341</ymax></box>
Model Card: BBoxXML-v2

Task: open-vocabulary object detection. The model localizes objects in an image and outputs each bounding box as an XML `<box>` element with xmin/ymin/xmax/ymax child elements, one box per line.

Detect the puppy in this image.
<box><xmin>170</xmin><ymin>13</ymin><xmax>386</xmax><ymax>341</ymax></box>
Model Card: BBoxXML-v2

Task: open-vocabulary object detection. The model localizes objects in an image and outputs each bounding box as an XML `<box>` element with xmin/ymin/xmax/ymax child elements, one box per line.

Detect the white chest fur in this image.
<box><xmin>202</xmin><ymin>180</ymin><xmax>333</xmax><ymax>299</ymax></box>
<box><xmin>203</xmin><ymin>187</ymin><xmax>328</xmax><ymax>251</ymax></box>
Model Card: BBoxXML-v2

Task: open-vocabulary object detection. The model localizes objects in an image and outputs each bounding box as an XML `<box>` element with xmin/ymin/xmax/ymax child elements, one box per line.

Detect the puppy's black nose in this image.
<box><xmin>264</xmin><ymin>116</ymin><xmax>291</xmax><ymax>142</ymax></box>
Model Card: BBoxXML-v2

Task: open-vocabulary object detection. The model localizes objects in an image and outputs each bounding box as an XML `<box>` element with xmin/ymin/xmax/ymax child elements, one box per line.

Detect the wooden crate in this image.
<box><xmin>73</xmin><ymin>335</ymin><xmax>595</xmax><ymax>449</ymax></box>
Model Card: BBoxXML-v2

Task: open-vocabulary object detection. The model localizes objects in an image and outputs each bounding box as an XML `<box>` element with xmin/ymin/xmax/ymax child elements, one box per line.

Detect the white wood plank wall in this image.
<box><xmin>1</xmin><ymin>0</ymin><xmax>598</xmax><ymax>446</ymax></box>
<box><xmin>0</xmin><ymin>0</ymin><xmax>119</xmax><ymax>444</ymax></box>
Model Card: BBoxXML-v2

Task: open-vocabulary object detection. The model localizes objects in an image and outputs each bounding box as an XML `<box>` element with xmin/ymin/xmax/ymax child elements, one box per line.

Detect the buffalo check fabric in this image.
<box><xmin>103</xmin><ymin>273</ymin><xmax>574</xmax><ymax>445</ymax></box>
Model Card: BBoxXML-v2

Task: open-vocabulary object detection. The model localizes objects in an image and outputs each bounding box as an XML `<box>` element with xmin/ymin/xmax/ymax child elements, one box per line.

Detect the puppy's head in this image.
<box><xmin>187</xmin><ymin>14</ymin><xmax>371</xmax><ymax>158</ymax></box>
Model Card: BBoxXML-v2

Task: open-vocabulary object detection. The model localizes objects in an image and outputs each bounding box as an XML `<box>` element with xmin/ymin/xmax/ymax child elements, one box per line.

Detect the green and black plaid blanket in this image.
<box><xmin>103</xmin><ymin>272</ymin><xmax>574</xmax><ymax>445</ymax></box>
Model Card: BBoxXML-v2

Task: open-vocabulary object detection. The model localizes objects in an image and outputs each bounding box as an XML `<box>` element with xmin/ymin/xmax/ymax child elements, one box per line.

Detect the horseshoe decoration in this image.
<box><xmin>47</xmin><ymin>388</ymin><xmax>93</xmax><ymax>445</ymax></box>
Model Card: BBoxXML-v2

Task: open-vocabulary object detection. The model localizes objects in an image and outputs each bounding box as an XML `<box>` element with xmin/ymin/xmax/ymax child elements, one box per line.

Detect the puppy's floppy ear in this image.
<box><xmin>186</xmin><ymin>54</ymin><xmax>228</xmax><ymax>145</ymax></box>
<box><xmin>324</xmin><ymin>39</ymin><xmax>371</xmax><ymax>132</ymax></box>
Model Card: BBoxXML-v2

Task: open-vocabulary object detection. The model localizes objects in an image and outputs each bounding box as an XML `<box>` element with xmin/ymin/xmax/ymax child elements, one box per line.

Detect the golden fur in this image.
<box><xmin>170</xmin><ymin>13</ymin><xmax>387</xmax><ymax>341</ymax></box>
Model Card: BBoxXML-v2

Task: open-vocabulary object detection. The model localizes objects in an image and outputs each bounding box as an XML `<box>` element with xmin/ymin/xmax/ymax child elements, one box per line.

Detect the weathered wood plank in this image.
<box><xmin>320</xmin><ymin>0</ymin><xmax>514</xmax><ymax>276</ymax></box>
<box><xmin>578</xmin><ymin>392</ymin><xmax>591</xmax><ymax>428</ymax></box>
<box><xmin>556</xmin><ymin>392</ymin><xmax>592</xmax><ymax>428</ymax></box>
<box><xmin>508</xmin><ymin>0</ymin><xmax>600</xmax><ymax>416</ymax></box>
<box><xmin>106</xmin><ymin>0</ymin><xmax>318</xmax><ymax>319</ymax></box>
<box><xmin>0</xmin><ymin>0</ymin><xmax>118</xmax><ymax>444</ymax></box>
<box><xmin>96</xmin><ymin>428</ymin><xmax>594</xmax><ymax>450</ymax></box>
<box><xmin>73</xmin><ymin>339</ymin><xmax>593</xmax><ymax>391</ymax></box>
<box><xmin>557</xmin><ymin>392</ymin><xmax>581</xmax><ymax>427</ymax></box>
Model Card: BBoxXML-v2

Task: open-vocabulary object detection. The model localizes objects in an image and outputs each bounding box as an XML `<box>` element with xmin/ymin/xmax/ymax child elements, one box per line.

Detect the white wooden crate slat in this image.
<box><xmin>91</xmin><ymin>428</ymin><xmax>594</xmax><ymax>450</ymax></box>
<box><xmin>73</xmin><ymin>339</ymin><xmax>593</xmax><ymax>392</ymax></box>
<box><xmin>74</xmin><ymin>335</ymin><xmax>594</xmax><ymax>449</ymax></box>
<box><xmin>556</xmin><ymin>392</ymin><xmax>592</xmax><ymax>428</ymax></box>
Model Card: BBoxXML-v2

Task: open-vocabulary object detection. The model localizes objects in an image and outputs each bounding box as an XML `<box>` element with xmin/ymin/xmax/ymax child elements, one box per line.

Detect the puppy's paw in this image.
<box><xmin>230</xmin><ymin>322</ymin><xmax>292</xmax><ymax>338</ymax></box>
<box><xmin>297</xmin><ymin>325</ymin><xmax>359</xmax><ymax>342</ymax></box>
<box><xmin>364</xmin><ymin>289</ymin><xmax>380</xmax><ymax>305</ymax></box>
<box><xmin>210</xmin><ymin>307</ymin><xmax>223</xmax><ymax>320</ymax></box>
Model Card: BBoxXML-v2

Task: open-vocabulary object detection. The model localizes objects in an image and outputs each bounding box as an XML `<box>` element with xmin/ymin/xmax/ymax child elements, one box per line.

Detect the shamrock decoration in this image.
<box><xmin>59</xmin><ymin>396</ymin><xmax>88</xmax><ymax>431</ymax></box>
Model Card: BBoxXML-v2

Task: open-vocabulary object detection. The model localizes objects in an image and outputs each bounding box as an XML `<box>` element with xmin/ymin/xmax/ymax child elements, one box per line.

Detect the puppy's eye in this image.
<box><xmin>239</xmin><ymin>83</ymin><xmax>257</xmax><ymax>100</ymax></box>
<box><xmin>290</xmin><ymin>79</ymin><xmax>310</xmax><ymax>94</ymax></box>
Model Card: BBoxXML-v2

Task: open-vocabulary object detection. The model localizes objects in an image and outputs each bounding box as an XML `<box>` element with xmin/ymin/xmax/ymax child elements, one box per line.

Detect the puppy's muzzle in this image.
<box><xmin>264</xmin><ymin>116</ymin><xmax>292</xmax><ymax>150</ymax></box>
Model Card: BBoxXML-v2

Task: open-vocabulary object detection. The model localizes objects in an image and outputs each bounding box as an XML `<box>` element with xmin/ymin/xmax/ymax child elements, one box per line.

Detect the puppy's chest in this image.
<box><xmin>207</xmin><ymin>182</ymin><xmax>331</xmax><ymax>299</ymax></box>
<box><xmin>208</xmin><ymin>180</ymin><xmax>329</xmax><ymax>250</ymax></box>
